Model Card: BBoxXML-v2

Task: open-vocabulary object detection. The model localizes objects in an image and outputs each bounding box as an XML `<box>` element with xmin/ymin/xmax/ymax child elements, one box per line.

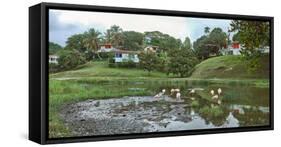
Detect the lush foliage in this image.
<box><xmin>167</xmin><ymin>48</ymin><xmax>199</xmax><ymax>77</ymax></box>
<box><xmin>49</xmin><ymin>42</ymin><xmax>62</xmax><ymax>54</ymax></box>
<box><xmin>57</xmin><ymin>49</ymin><xmax>86</xmax><ymax>70</ymax></box>
<box><xmin>230</xmin><ymin>20</ymin><xmax>270</xmax><ymax>52</ymax></box>
<box><xmin>230</xmin><ymin>20</ymin><xmax>270</xmax><ymax>72</ymax></box>
<box><xmin>123</xmin><ymin>31</ymin><xmax>144</xmax><ymax>50</ymax></box>
<box><xmin>182</xmin><ymin>37</ymin><xmax>192</xmax><ymax>50</ymax></box>
<box><xmin>138</xmin><ymin>51</ymin><xmax>160</xmax><ymax>74</ymax></box>
<box><xmin>144</xmin><ymin>31</ymin><xmax>182</xmax><ymax>52</ymax></box>
<box><xmin>193</xmin><ymin>28</ymin><xmax>227</xmax><ymax>60</ymax></box>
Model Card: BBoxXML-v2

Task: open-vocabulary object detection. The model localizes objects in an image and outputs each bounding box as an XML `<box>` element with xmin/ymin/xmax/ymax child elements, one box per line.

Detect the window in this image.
<box><xmin>116</xmin><ymin>53</ymin><xmax>122</xmax><ymax>58</ymax></box>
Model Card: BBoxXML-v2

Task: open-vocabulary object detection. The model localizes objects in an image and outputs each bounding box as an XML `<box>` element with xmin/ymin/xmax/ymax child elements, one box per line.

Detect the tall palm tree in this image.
<box><xmin>204</xmin><ymin>26</ymin><xmax>210</xmax><ymax>34</ymax></box>
<box><xmin>83</xmin><ymin>28</ymin><xmax>102</xmax><ymax>59</ymax></box>
<box><xmin>106</xmin><ymin>25</ymin><xmax>124</xmax><ymax>48</ymax></box>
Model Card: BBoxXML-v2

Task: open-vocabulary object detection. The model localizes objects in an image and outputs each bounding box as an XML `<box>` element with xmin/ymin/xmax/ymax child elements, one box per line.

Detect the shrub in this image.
<box><xmin>57</xmin><ymin>49</ymin><xmax>86</xmax><ymax>70</ymax></box>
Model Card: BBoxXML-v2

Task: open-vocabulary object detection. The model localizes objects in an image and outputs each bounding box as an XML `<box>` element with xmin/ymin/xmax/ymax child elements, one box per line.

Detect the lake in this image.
<box><xmin>59</xmin><ymin>80</ymin><xmax>270</xmax><ymax>137</ymax></box>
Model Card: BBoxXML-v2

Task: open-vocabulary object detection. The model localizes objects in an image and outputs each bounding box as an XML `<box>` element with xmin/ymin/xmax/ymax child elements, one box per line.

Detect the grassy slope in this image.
<box><xmin>190</xmin><ymin>55</ymin><xmax>270</xmax><ymax>79</ymax></box>
<box><xmin>50</xmin><ymin>61</ymin><xmax>167</xmax><ymax>79</ymax></box>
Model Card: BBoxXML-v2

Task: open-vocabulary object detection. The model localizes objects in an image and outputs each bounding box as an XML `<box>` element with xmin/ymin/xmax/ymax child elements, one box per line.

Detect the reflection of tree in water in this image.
<box><xmin>197</xmin><ymin>105</ymin><xmax>230</xmax><ymax>126</ymax></box>
<box><xmin>232</xmin><ymin>107</ymin><xmax>269</xmax><ymax>127</ymax></box>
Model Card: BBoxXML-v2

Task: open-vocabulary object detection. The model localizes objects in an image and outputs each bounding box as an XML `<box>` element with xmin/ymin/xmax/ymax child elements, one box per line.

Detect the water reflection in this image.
<box><xmin>61</xmin><ymin>81</ymin><xmax>270</xmax><ymax>136</ymax></box>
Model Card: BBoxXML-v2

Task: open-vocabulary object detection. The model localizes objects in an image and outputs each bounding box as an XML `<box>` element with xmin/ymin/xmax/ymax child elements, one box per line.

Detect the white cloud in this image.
<box><xmin>51</xmin><ymin>9</ymin><xmax>191</xmax><ymax>41</ymax></box>
<box><xmin>49</xmin><ymin>9</ymin><xmax>231</xmax><ymax>46</ymax></box>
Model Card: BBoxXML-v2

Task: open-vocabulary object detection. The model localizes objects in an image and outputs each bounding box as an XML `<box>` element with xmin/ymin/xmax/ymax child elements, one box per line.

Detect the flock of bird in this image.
<box><xmin>154</xmin><ymin>88</ymin><xmax>223</xmax><ymax>104</ymax></box>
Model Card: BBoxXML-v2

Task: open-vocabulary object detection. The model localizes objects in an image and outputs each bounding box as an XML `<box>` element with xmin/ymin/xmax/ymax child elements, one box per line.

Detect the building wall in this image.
<box><xmin>114</xmin><ymin>53</ymin><xmax>139</xmax><ymax>63</ymax></box>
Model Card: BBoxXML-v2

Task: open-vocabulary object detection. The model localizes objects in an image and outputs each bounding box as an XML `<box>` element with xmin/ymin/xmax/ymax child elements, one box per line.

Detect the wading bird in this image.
<box><xmin>176</xmin><ymin>92</ymin><xmax>181</xmax><ymax>101</ymax></box>
<box><xmin>217</xmin><ymin>88</ymin><xmax>222</xmax><ymax>95</ymax></box>
<box><xmin>154</xmin><ymin>89</ymin><xmax>166</xmax><ymax>98</ymax></box>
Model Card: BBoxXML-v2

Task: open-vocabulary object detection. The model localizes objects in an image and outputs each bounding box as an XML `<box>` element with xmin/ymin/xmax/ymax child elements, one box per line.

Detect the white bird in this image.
<box><xmin>210</xmin><ymin>90</ymin><xmax>215</xmax><ymax>95</ymax></box>
<box><xmin>154</xmin><ymin>89</ymin><xmax>165</xmax><ymax>98</ymax></box>
<box><xmin>217</xmin><ymin>99</ymin><xmax>222</xmax><ymax>105</ymax></box>
<box><xmin>170</xmin><ymin>89</ymin><xmax>175</xmax><ymax>95</ymax></box>
<box><xmin>154</xmin><ymin>93</ymin><xmax>162</xmax><ymax>98</ymax></box>
<box><xmin>212</xmin><ymin>94</ymin><xmax>219</xmax><ymax>100</ymax></box>
<box><xmin>176</xmin><ymin>92</ymin><xmax>181</xmax><ymax>100</ymax></box>
<box><xmin>217</xmin><ymin>88</ymin><xmax>222</xmax><ymax>95</ymax></box>
<box><xmin>189</xmin><ymin>89</ymin><xmax>195</xmax><ymax>94</ymax></box>
<box><xmin>174</xmin><ymin>89</ymin><xmax>180</xmax><ymax>92</ymax></box>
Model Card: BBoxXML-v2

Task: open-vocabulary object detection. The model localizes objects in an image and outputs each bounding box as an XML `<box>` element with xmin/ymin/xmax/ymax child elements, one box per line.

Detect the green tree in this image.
<box><xmin>57</xmin><ymin>49</ymin><xmax>86</xmax><ymax>70</ymax></box>
<box><xmin>49</xmin><ymin>42</ymin><xmax>62</xmax><ymax>54</ymax></box>
<box><xmin>144</xmin><ymin>31</ymin><xmax>181</xmax><ymax>52</ymax></box>
<box><xmin>167</xmin><ymin>48</ymin><xmax>199</xmax><ymax>77</ymax></box>
<box><xmin>232</xmin><ymin>32</ymin><xmax>241</xmax><ymax>42</ymax></box>
<box><xmin>139</xmin><ymin>51</ymin><xmax>159</xmax><ymax>74</ymax></box>
<box><xmin>230</xmin><ymin>20</ymin><xmax>270</xmax><ymax>73</ymax></box>
<box><xmin>123</xmin><ymin>31</ymin><xmax>144</xmax><ymax>50</ymax></box>
<box><xmin>83</xmin><ymin>28</ymin><xmax>102</xmax><ymax>60</ymax></box>
<box><xmin>193</xmin><ymin>27</ymin><xmax>227</xmax><ymax>59</ymax></box>
<box><xmin>157</xmin><ymin>51</ymin><xmax>169</xmax><ymax>72</ymax></box>
<box><xmin>182</xmin><ymin>36</ymin><xmax>192</xmax><ymax>49</ymax></box>
<box><xmin>65</xmin><ymin>34</ymin><xmax>86</xmax><ymax>52</ymax></box>
<box><xmin>105</xmin><ymin>25</ymin><xmax>124</xmax><ymax>48</ymax></box>
<box><xmin>230</xmin><ymin>20</ymin><xmax>270</xmax><ymax>53</ymax></box>
<box><xmin>193</xmin><ymin>35</ymin><xmax>210</xmax><ymax>59</ymax></box>
<box><xmin>208</xmin><ymin>28</ymin><xmax>227</xmax><ymax>50</ymax></box>
<box><xmin>204</xmin><ymin>26</ymin><xmax>210</xmax><ymax>34</ymax></box>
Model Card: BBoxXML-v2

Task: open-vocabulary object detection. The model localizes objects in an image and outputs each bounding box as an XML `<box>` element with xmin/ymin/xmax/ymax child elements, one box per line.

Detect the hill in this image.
<box><xmin>190</xmin><ymin>55</ymin><xmax>269</xmax><ymax>79</ymax></box>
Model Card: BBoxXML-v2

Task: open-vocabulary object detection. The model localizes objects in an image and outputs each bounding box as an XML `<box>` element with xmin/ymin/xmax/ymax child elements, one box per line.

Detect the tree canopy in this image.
<box><xmin>49</xmin><ymin>42</ymin><xmax>62</xmax><ymax>54</ymax></box>
<box><xmin>230</xmin><ymin>20</ymin><xmax>270</xmax><ymax>52</ymax></box>
<box><xmin>182</xmin><ymin>36</ymin><xmax>192</xmax><ymax>50</ymax></box>
<box><xmin>123</xmin><ymin>31</ymin><xmax>144</xmax><ymax>51</ymax></box>
<box><xmin>167</xmin><ymin>48</ymin><xmax>199</xmax><ymax>77</ymax></box>
<box><xmin>193</xmin><ymin>27</ymin><xmax>227</xmax><ymax>59</ymax></box>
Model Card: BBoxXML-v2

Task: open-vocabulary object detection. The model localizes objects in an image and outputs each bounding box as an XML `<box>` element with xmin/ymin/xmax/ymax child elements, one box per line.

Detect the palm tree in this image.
<box><xmin>204</xmin><ymin>26</ymin><xmax>210</xmax><ymax>34</ymax></box>
<box><xmin>83</xmin><ymin>28</ymin><xmax>101</xmax><ymax>59</ymax></box>
<box><xmin>106</xmin><ymin>25</ymin><xmax>124</xmax><ymax>48</ymax></box>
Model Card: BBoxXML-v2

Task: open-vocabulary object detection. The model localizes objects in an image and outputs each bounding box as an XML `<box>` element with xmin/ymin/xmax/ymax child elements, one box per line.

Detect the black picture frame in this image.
<box><xmin>29</xmin><ymin>2</ymin><xmax>274</xmax><ymax>144</ymax></box>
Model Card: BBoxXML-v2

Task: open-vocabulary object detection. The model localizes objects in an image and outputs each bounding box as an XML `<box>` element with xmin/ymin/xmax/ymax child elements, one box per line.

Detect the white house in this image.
<box><xmin>257</xmin><ymin>46</ymin><xmax>270</xmax><ymax>53</ymax></box>
<box><xmin>113</xmin><ymin>49</ymin><xmax>139</xmax><ymax>63</ymax></box>
<box><xmin>220</xmin><ymin>42</ymin><xmax>241</xmax><ymax>55</ymax></box>
<box><xmin>144</xmin><ymin>46</ymin><xmax>159</xmax><ymax>53</ymax></box>
<box><xmin>49</xmin><ymin>55</ymin><xmax>59</xmax><ymax>64</ymax></box>
<box><xmin>97</xmin><ymin>44</ymin><xmax>117</xmax><ymax>53</ymax></box>
<box><xmin>221</xmin><ymin>41</ymin><xmax>270</xmax><ymax>56</ymax></box>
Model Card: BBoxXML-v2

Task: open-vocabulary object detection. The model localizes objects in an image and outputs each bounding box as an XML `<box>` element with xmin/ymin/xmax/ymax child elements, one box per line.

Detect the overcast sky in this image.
<box><xmin>49</xmin><ymin>9</ymin><xmax>232</xmax><ymax>47</ymax></box>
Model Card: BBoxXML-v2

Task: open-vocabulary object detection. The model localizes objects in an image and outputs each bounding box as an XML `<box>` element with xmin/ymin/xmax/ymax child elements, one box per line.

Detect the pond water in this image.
<box><xmin>60</xmin><ymin>81</ymin><xmax>270</xmax><ymax>137</ymax></box>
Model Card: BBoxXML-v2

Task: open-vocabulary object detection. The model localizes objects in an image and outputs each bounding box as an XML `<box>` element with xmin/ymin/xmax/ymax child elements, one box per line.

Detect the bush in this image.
<box><xmin>49</xmin><ymin>63</ymin><xmax>60</xmax><ymax>73</ymax></box>
<box><xmin>191</xmin><ymin>100</ymin><xmax>199</xmax><ymax>107</ymax></box>
<box><xmin>167</xmin><ymin>48</ymin><xmax>199</xmax><ymax>77</ymax></box>
<box><xmin>139</xmin><ymin>51</ymin><xmax>159</xmax><ymax>74</ymax></box>
<box><xmin>108</xmin><ymin>57</ymin><xmax>116</xmax><ymax>68</ymax></box>
<box><xmin>57</xmin><ymin>49</ymin><xmax>86</xmax><ymax>70</ymax></box>
<box><xmin>119</xmin><ymin>60</ymin><xmax>137</xmax><ymax>68</ymax></box>
<box><xmin>108</xmin><ymin>57</ymin><xmax>137</xmax><ymax>68</ymax></box>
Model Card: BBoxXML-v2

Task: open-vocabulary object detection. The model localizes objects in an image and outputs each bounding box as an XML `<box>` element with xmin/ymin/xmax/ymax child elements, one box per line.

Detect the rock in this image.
<box><xmin>94</xmin><ymin>101</ymin><xmax>100</xmax><ymax>107</ymax></box>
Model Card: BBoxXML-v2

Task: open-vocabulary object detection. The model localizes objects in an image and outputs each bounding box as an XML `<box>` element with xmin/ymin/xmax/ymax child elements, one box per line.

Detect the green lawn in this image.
<box><xmin>50</xmin><ymin>61</ymin><xmax>167</xmax><ymax>79</ymax></box>
<box><xmin>191</xmin><ymin>55</ymin><xmax>270</xmax><ymax>79</ymax></box>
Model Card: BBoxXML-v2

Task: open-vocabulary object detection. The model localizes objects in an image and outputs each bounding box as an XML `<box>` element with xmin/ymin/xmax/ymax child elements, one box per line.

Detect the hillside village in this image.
<box><xmin>48</xmin><ymin>18</ymin><xmax>270</xmax><ymax>138</ymax></box>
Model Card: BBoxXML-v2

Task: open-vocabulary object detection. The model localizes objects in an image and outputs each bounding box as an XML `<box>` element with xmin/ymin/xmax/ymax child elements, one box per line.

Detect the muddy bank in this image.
<box><xmin>60</xmin><ymin>96</ymin><xmax>199</xmax><ymax>136</ymax></box>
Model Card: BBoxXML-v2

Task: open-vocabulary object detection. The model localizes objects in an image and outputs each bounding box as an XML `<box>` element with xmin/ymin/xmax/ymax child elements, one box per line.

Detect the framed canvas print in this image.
<box><xmin>29</xmin><ymin>2</ymin><xmax>274</xmax><ymax>144</ymax></box>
